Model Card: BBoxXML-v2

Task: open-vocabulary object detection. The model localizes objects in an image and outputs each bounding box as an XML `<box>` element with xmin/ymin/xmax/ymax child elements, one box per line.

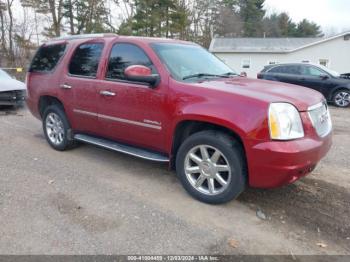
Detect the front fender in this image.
<box><xmin>166</xmin><ymin>100</ymin><xmax>269</xmax><ymax>153</ymax></box>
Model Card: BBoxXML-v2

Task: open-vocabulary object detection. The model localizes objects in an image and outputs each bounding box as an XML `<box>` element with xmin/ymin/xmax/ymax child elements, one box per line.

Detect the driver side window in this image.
<box><xmin>106</xmin><ymin>43</ymin><xmax>156</xmax><ymax>81</ymax></box>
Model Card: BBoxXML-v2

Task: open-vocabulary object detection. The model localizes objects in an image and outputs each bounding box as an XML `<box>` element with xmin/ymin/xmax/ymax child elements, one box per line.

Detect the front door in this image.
<box><xmin>97</xmin><ymin>43</ymin><xmax>168</xmax><ymax>153</ymax></box>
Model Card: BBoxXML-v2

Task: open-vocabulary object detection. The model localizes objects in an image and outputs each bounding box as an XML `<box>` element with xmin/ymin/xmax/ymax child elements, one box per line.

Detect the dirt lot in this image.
<box><xmin>0</xmin><ymin>106</ymin><xmax>349</xmax><ymax>255</ymax></box>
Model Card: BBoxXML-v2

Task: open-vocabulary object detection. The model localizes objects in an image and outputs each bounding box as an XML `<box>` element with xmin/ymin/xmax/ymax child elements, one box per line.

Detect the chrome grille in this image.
<box><xmin>308</xmin><ymin>102</ymin><xmax>332</xmax><ymax>137</ymax></box>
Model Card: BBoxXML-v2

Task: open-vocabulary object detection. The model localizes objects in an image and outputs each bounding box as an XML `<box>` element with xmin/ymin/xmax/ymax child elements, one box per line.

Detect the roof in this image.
<box><xmin>51</xmin><ymin>33</ymin><xmax>118</xmax><ymax>41</ymax></box>
<box><xmin>209</xmin><ymin>31</ymin><xmax>350</xmax><ymax>53</ymax></box>
<box><xmin>48</xmin><ymin>34</ymin><xmax>190</xmax><ymax>45</ymax></box>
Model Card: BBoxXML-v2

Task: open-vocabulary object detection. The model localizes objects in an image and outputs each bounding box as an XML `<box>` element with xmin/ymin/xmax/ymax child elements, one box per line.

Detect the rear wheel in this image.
<box><xmin>333</xmin><ymin>90</ymin><xmax>350</xmax><ymax>107</ymax></box>
<box><xmin>43</xmin><ymin>105</ymin><xmax>75</xmax><ymax>151</ymax></box>
<box><xmin>176</xmin><ymin>131</ymin><xmax>246</xmax><ymax>204</ymax></box>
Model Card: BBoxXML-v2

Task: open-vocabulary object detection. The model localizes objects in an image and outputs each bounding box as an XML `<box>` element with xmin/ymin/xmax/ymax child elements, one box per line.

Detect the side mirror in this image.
<box><xmin>124</xmin><ymin>65</ymin><xmax>160</xmax><ymax>87</ymax></box>
<box><xmin>240</xmin><ymin>71</ymin><xmax>247</xmax><ymax>77</ymax></box>
<box><xmin>320</xmin><ymin>74</ymin><xmax>329</xmax><ymax>80</ymax></box>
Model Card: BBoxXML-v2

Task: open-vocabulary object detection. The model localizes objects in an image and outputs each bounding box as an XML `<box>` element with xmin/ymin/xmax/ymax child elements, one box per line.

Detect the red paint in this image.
<box><xmin>26</xmin><ymin>35</ymin><xmax>332</xmax><ymax>188</ymax></box>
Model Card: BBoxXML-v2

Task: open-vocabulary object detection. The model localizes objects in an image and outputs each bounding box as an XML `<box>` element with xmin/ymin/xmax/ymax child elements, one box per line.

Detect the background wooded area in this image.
<box><xmin>0</xmin><ymin>0</ymin><xmax>323</xmax><ymax>67</ymax></box>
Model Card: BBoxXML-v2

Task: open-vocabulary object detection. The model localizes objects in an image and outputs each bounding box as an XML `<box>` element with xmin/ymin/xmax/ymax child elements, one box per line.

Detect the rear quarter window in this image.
<box><xmin>269</xmin><ymin>65</ymin><xmax>300</xmax><ymax>75</ymax></box>
<box><xmin>29</xmin><ymin>44</ymin><xmax>67</xmax><ymax>72</ymax></box>
<box><xmin>268</xmin><ymin>66</ymin><xmax>285</xmax><ymax>73</ymax></box>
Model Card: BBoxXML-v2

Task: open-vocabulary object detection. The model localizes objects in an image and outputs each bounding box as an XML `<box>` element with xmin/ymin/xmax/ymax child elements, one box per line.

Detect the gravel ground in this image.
<box><xmin>0</xmin><ymin>106</ymin><xmax>349</xmax><ymax>255</ymax></box>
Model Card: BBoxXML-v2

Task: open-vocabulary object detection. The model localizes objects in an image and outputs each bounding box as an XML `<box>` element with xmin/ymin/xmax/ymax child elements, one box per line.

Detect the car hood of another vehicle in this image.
<box><xmin>193</xmin><ymin>77</ymin><xmax>325</xmax><ymax>112</ymax></box>
<box><xmin>338</xmin><ymin>75</ymin><xmax>350</xmax><ymax>81</ymax></box>
<box><xmin>0</xmin><ymin>79</ymin><xmax>26</xmax><ymax>92</ymax></box>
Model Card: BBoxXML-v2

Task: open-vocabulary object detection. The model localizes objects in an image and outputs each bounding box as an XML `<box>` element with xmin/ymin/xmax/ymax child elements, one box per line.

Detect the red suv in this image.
<box><xmin>26</xmin><ymin>34</ymin><xmax>333</xmax><ymax>204</ymax></box>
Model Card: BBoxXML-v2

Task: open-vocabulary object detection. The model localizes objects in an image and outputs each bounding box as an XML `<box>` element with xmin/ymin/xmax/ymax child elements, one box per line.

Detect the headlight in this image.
<box><xmin>268</xmin><ymin>103</ymin><xmax>304</xmax><ymax>140</ymax></box>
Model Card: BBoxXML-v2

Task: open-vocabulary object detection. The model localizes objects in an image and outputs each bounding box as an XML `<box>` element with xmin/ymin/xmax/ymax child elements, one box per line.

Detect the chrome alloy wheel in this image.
<box><xmin>335</xmin><ymin>91</ymin><xmax>350</xmax><ymax>107</ymax></box>
<box><xmin>184</xmin><ymin>145</ymin><xmax>232</xmax><ymax>196</ymax></box>
<box><xmin>45</xmin><ymin>112</ymin><xmax>65</xmax><ymax>145</ymax></box>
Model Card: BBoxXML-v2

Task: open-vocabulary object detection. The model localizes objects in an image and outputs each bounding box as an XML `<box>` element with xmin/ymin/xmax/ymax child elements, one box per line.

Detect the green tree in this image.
<box><xmin>277</xmin><ymin>12</ymin><xmax>297</xmax><ymax>37</ymax></box>
<box><xmin>239</xmin><ymin>0</ymin><xmax>265</xmax><ymax>37</ymax></box>
<box><xmin>214</xmin><ymin>0</ymin><xmax>243</xmax><ymax>37</ymax></box>
<box><xmin>119</xmin><ymin>0</ymin><xmax>189</xmax><ymax>39</ymax></box>
<box><xmin>263</xmin><ymin>12</ymin><xmax>296</xmax><ymax>37</ymax></box>
<box><xmin>296</xmin><ymin>19</ymin><xmax>323</xmax><ymax>37</ymax></box>
<box><xmin>263</xmin><ymin>12</ymin><xmax>323</xmax><ymax>38</ymax></box>
<box><xmin>62</xmin><ymin>0</ymin><xmax>112</xmax><ymax>34</ymax></box>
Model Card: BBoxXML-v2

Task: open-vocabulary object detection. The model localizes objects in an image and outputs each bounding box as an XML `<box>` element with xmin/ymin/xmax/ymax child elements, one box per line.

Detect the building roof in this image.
<box><xmin>209</xmin><ymin>31</ymin><xmax>350</xmax><ymax>53</ymax></box>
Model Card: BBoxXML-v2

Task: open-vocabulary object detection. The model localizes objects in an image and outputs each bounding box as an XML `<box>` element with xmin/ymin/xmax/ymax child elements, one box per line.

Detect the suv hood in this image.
<box><xmin>195</xmin><ymin>77</ymin><xmax>324</xmax><ymax>111</ymax></box>
<box><xmin>0</xmin><ymin>79</ymin><xmax>26</xmax><ymax>92</ymax></box>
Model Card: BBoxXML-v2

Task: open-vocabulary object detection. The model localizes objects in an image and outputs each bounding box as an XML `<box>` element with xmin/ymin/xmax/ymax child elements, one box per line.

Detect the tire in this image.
<box><xmin>42</xmin><ymin>104</ymin><xmax>75</xmax><ymax>151</ymax></box>
<box><xmin>333</xmin><ymin>89</ymin><xmax>350</xmax><ymax>108</ymax></box>
<box><xmin>176</xmin><ymin>131</ymin><xmax>247</xmax><ymax>204</ymax></box>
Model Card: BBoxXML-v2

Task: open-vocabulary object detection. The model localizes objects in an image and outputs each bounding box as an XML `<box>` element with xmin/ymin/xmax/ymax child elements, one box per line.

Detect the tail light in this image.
<box><xmin>257</xmin><ymin>73</ymin><xmax>262</xmax><ymax>79</ymax></box>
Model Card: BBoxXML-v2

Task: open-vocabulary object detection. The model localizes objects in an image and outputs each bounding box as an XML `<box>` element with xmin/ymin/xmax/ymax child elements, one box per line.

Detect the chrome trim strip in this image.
<box><xmin>99</xmin><ymin>114</ymin><xmax>162</xmax><ymax>130</ymax></box>
<box><xmin>73</xmin><ymin>109</ymin><xmax>162</xmax><ymax>130</ymax></box>
<box><xmin>73</xmin><ymin>109</ymin><xmax>98</xmax><ymax>117</ymax></box>
<box><xmin>74</xmin><ymin>134</ymin><xmax>169</xmax><ymax>162</ymax></box>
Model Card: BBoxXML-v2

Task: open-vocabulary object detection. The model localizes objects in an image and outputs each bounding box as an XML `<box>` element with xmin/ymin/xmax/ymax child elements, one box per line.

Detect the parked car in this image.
<box><xmin>0</xmin><ymin>69</ymin><xmax>26</xmax><ymax>107</ymax></box>
<box><xmin>26</xmin><ymin>34</ymin><xmax>332</xmax><ymax>204</ymax></box>
<box><xmin>258</xmin><ymin>63</ymin><xmax>350</xmax><ymax>108</ymax></box>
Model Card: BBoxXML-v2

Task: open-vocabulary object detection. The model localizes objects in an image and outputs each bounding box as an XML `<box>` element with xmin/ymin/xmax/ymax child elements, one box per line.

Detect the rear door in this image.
<box><xmin>59</xmin><ymin>41</ymin><xmax>105</xmax><ymax>135</ymax></box>
<box><xmin>298</xmin><ymin>65</ymin><xmax>331</xmax><ymax>93</ymax></box>
<box><xmin>96</xmin><ymin>42</ymin><xmax>168</xmax><ymax>153</ymax></box>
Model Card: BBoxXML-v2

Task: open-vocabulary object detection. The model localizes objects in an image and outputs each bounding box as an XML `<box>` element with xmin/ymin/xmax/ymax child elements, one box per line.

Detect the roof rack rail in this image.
<box><xmin>51</xmin><ymin>33</ymin><xmax>118</xmax><ymax>41</ymax></box>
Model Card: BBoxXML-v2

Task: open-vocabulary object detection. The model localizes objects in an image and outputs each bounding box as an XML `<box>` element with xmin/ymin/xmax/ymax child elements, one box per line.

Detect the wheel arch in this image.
<box><xmin>170</xmin><ymin>118</ymin><xmax>247</xmax><ymax>172</ymax></box>
<box><xmin>329</xmin><ymin>86</ymin><xmax>350</xmax><ymax>101</ymax></box>
<box><xmin>38</xmin><ymin>95</ymin><xmax>65</xmax><ymax>118</ymax></box>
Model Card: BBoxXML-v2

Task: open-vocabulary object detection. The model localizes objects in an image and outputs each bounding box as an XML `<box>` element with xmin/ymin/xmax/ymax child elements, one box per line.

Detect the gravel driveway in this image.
<box><xmin>0</xmin><ymin>106</ymin><xmax>349</xmax><ymax>255</ymax></box>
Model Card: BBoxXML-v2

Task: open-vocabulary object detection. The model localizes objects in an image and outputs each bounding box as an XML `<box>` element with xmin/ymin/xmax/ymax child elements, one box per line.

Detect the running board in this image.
<box><xmin>74</xmin><ymin>134</ymin><xmax>169</xmax><ymax>162</ymax></box>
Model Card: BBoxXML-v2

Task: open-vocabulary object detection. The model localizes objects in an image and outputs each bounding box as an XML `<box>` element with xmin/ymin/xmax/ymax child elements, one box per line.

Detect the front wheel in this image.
<box><xmin>176</xmin><ymin>131</ymin><xmax>247</xmax><ymax>204</ymax></box>
<box><xmin>333</xmin><ymin>90</ymin><xmax>350</xmax><ymax>108</ymax></box>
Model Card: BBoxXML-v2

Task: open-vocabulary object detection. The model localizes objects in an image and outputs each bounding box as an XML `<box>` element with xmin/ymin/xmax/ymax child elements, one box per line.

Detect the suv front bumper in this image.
<box><xmin>247</xmin><ymin>132</ymin><xmax>332</xmax><ymax>188</ymax></box>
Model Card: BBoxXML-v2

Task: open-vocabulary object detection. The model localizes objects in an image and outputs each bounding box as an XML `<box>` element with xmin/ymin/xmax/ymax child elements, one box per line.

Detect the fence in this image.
<box><xmin>0</xmin><ymin>67</ymin><xmax>26</xmax><ymax>81</ymax></box>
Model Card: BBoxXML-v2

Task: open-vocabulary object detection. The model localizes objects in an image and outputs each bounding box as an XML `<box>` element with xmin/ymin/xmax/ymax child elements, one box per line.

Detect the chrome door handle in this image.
<box><xmin>100</xmin><ymin>91</ymin><xmax>116</xmax><ymax>97</ymax></box>
<box><xmin>60</xmin><ymin>84</ymin><xmax>72</xmax><ymax>89</ymax></box>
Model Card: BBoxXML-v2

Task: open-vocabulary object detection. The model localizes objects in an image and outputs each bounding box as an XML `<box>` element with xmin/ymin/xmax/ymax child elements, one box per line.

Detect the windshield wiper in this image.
<box><xmin>183</xmin><ymin>73</ymin><xmax>231</xmax><ymax>80</ymax></box>
<box><xmin>221</xmin><ymin>72</ymin><xmax>238</xmax><ymax>76</ymax></box>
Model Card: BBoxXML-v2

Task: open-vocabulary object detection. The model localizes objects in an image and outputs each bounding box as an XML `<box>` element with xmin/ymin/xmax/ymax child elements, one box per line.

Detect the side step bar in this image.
<box><xmin>74</xmin><ymin>134</ymin><xmax>169</xmax><ymax>162</ymax></box>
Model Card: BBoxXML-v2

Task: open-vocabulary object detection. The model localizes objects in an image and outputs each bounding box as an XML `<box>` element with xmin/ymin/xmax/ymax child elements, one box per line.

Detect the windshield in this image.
<box><xmin>151</xmin><ymin>43</ymin><xmax>237</xmax><ymax>81</ymax></box>
<box><xmin>318</xmin><ymin>64</ymin><xmax>340</xmax><ymax>77</ymax></box>
<box><xmin>0</xmin><ymin>69</ymin><xmax>12</xmax><ymax>80</ymax></box>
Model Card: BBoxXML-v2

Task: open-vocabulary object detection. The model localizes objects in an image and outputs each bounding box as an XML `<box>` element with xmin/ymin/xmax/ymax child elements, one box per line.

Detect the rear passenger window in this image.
<box><xmin>106</xmin><ymin>43</ymin><xmax>155</xmax><ymax>80</ymax></box>
<box><xmin>29</xmin><ymin>44</ymin><xmax>66</xmax><ymax>72</ymax></box>
<box><xmin>269</xmin><ymin>65</ymin><xmax>300</xmax><ymax>75</ymax></box>
<box><xmin>69</xmin><ymin>43</ymin><xmax>104</xmax><ymax>77</ymax></box>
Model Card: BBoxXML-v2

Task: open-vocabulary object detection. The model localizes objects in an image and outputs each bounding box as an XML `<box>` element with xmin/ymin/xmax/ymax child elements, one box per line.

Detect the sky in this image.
<box><xmin>264</xmin><ymin>0</ymin><xmax>350</xmax><ymax>34</ymax></box>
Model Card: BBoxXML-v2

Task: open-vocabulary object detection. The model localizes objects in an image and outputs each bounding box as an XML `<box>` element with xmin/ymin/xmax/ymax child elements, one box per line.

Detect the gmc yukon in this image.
<box><xmin>26</xmin><ymin>34</ymin><xmax>333</xmax><ymax>204</ymax></box>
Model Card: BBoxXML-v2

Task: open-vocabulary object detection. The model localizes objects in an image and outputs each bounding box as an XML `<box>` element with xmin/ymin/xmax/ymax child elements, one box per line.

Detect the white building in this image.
<box><xmin>209</xmin><ymin>32</ymin><xmax>350</xmax><ymax>78</ymax></box>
